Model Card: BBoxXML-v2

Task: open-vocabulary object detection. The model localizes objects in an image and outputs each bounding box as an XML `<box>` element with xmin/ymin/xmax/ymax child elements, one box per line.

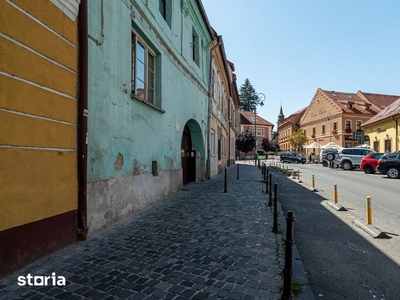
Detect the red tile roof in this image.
<box><xmin>240</xmin><ymin>111</ymin><xmax>274</xmax><ymax>126</ymax></box>
<box><xmin>362</xmin><ymin>97</ymin><xmax>400</xmax><ymax>126</ymax></box>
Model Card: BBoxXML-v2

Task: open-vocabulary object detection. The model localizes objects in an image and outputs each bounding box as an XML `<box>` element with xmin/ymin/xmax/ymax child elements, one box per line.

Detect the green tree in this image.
<box><xmin>239</xmin><ymin>78</ymin><xmax>261</xmax><ymax>112</ymax></box>
<box><xmin>236</xmin><ymin>130</ymin><xmax>256</xmax><ymax>155</ymax></box>
<box><xmin>288</xmin><ymin>128</ymin><xmax>308</xmax><ymax>153</ymax></box>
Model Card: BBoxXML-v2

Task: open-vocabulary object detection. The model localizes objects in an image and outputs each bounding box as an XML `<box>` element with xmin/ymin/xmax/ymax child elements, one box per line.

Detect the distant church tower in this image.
<box><xmin>277</xmin><ymin>104</ymin><xmax>285</xmax><ymax>128</ymax></box>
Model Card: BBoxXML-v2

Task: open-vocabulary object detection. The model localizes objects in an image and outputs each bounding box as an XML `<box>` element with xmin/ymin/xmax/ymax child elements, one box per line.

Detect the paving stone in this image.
<box><xmin>0</xmin><ymin>164</ymin><xmax>296</xmax><ymax>300</ymax></box>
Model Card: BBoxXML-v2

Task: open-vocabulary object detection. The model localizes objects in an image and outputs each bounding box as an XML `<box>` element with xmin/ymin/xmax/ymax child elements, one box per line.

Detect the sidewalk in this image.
<box><xmin>0</xmin><ymin>164</ymin><xmax>311</xmax><ymax>300</ymax></box>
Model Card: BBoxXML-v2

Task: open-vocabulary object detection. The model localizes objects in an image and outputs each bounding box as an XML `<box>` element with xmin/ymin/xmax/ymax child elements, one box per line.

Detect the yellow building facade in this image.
<box><xmin>0</xmin><ymin>0</ymin><xmax>80</xmax><ymax>276</ymax></box>
<box><xmin>362</xmin><ymin>98</ymin><xmax>400</xmax><ymax>153</ymax></box>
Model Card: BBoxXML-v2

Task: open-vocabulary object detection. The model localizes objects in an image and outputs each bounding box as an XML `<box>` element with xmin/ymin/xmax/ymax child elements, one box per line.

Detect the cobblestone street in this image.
<box><xmin>1</xmin><ymin>164</ymin><xmax>288</xmax><ymax>299</ymax></box>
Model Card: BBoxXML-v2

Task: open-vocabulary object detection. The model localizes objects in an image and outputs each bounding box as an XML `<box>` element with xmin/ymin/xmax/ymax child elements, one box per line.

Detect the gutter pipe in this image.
<box><xmin>77</xmin><ymin>0</ymin><xmax>89</xmax><ymax>241</ymax></box>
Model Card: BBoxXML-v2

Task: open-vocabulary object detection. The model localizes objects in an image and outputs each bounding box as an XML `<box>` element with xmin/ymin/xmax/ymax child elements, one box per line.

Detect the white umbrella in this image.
<box><xmin>305</xmin><ymin>142</ymin><xmax>322</xmax><ymax>149</ymax></box>
<box><xmin>321</xmin><ymin>142</ymin><xmax>342</xmax><ymax>149</ymax></box>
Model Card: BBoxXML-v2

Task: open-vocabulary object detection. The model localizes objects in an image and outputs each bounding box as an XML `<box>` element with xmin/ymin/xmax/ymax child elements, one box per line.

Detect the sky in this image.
<box><xmin>201</xmin><ymin>0</ymin><xmax>400</xmax><ymax>129</ymax></box>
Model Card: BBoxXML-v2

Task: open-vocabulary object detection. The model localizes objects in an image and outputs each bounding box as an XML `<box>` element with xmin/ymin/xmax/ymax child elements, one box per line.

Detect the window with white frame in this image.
<box><xmin>356</xmin><ymin>121</ymin><xmax>362</xmax><ymax>131</ymax></box>
<box><xmin>257</xmin><ymin>128</ymin><xmax>264</xmax><ymax>136</ymax></box>
<box><xmin>132</xmin><ymin>32</ymin><xmax>156</xmax><ymax>105</ymax></box>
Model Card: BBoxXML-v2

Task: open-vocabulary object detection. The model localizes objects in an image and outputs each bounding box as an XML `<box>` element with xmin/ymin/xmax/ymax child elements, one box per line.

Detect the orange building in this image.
<box><xmin>240</xmin><ymin>111</ymin><xmax>274</xmax><ymax>157</ymax></box>
<box><xmin>300</xmin><ymin>88</ymin><xmax>399</xmax><ymax>153</ymax></box>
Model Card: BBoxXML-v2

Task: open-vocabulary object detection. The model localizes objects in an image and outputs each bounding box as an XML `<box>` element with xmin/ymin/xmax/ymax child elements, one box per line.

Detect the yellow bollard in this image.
<box><xmin>286</xmin><ymin>166</ymin><xmax>289</xmax><ymax>175</ymax></box>
<box><xmin>312</xmin><ymin>174</ymin><xmax>315</xmax><ymax>189</ymax></box>
<box><xmin>366</xmin><ymin>196</ymin><xmax>372</xmax><ymax>225</ymax></box>
<box><xmin>297</xmin><ymin>170</ymin><xmax>300</xmax><ymax>180</ymax></box>
<box><xmin>334</xmin><ymin>184</ymin><xmax>338</xmax><ymax>203</ymax></box>
<box><xmin>291</xmin><ymin>168</ymin><xmax>294</xmax><ymax>178</ymax></box>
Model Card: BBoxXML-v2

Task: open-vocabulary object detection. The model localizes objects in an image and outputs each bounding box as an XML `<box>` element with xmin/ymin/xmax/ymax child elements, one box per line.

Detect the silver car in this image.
<box><xmin>335</xmin><ymin>147</ymin><xmax>373</xmax><ymax>170</ymax></box>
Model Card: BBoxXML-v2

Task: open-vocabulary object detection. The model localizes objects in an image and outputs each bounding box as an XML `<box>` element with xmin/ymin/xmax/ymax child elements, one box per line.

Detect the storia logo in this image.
<box><xmin>18</xmin><ymin>273</ymin><xmax>66</xmax><ymax>286</ymax></box>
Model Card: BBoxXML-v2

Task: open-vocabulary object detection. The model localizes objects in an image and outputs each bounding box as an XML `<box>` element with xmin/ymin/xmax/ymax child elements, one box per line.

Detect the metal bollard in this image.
<box><xmin>266</xmin><ymin>168</ymin><xmax>269</xmax><ymax>192</ymax></box>
<box><xmin>237</xmin><ymin>163</ymin><xmax>239</xmax><ymax>180</ymax></box>
<box><xmin>334</xmin><ymin>184</ymin><xmax>338</xmax><ymax>203</ymax></box>
<box><xmin>312</xmin><ymin>174</ymin><xmax>315</xmax><ymax>188</ymax></box>
<box><xmin>272</xmin><ymin>184</ymin><xmax>279</xmax><ymax>234</ymax></box>
<box><xmin>224</xmin><ymin>169</ymin><xmax>227</xmax><ymax>193</ymax></box>
<box><xmin>268</xmin><ymin>173</ymin><xmax>272</xmax><ymax>206</ymax></box>
<box><xmin>366</xmin><ymin>196</ymin><xmax>372</xmax><ymax>224</ymax></box>
<box><xmin>281</xmin><ymin>211</ymin><xmax>295</xmax><ymax>300</ymax></box>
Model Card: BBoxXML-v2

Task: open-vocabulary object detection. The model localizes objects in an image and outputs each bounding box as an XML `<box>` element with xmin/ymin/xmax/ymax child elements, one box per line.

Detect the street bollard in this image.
<box><xmin>366</xmin><ymin>196</ymin><xmax>372</xmax><ymax>225</ymax></box>
<box><xmin>266</xmin><ymin>169</ymin><xmax>269</xmax><ymax>193</ymax></box>
<box><xmin>298</xmin><ymin>170</ymin><xmax>300</xmax><ymax>181</ymax></box>
<box><xmin>272</xmin><ymin>183</ymin><xmax>279</xmax><ymax>234</ymax></box>
<box><xmin>237</xmin><ymin>164</ymin><xmax>239</xmax><ymax>180</ymax></box>
<box><xmin>281</xmin><ymin>211</ymin><xmax>295</xmax><ymax>300</ymax></box>
<box><xmin>286</xmin><ymin>166</ymin><xmax>289</xmax><ymax>176</ymax></box>
<box><xmin>263</xmin><ymin>164</ymin><xmax>267</xmax><ymax>182</ymax></box>
<box><xmin>312</xmin><ymin>174</ymin><xmax>315</xmax><ymax>189</ymax></box>
<box><xmin>224</xmin><ymin>169</ymin><xmax>227</xmax><ymax>193</ymax></box>
<box><xmin>291</xmin><ymin>168</ymin><xmax>295</xmax><ymax>179</ymax></box>
<box><xmin>334</xmin><ymin>184</ymin><xmax>338</xmax><ymax>203</ymax></box>
<box><xmin>268</xmin><ymin>173</ymin><xmax>273</xmax><ymax>206</ymax></box>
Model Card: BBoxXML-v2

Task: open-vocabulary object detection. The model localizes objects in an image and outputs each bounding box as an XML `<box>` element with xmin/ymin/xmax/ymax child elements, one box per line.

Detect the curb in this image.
<box><xmin>326</xmin><ymin>201</ymin><xmax>348</xmax><ymax>212</ymax></box>
<box><xmin>353</xmin><ymin>218</ymin><xmax>392</xmax><ymax>239</ymax></box>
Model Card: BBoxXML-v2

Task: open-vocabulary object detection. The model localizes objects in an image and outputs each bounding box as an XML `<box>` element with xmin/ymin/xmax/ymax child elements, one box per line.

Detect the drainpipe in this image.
<box><xmin>206</xmin><ymin>36</ymin><xmax>222</xmax><ymax>179</ymax></box>
<box><xmin>77</xmin><ymin>0</ymin><xmax>89</xmax><ymax>241</ymax></box>
<box><xmin>392</xmin><ymin>115</ymin><xmax>399</xmax><ymax>152</ymax></box>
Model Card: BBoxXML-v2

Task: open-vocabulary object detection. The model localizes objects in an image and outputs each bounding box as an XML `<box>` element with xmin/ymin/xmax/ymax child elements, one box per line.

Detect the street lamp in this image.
<box><xmin>254</xmin><ymin>93</ymin><xmax>265</xmax><ymax>165</ymax></box>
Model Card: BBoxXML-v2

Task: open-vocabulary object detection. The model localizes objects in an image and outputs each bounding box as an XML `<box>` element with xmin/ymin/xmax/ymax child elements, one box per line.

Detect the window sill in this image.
<box><xmin>131</xmin><ymin>95</ymin><xmax>165</xmax><ymax>113</ymax></box>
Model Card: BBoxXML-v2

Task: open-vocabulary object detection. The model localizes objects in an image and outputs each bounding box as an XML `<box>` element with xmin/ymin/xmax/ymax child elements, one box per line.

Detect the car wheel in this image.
<box><xmin>295</xmin><ymin>160</ymin><xmax>298</xmax><ymax>164</ymax></box>
<box><xmin>342</xmin><ymin>161</ymin><xmax>353</xmax><ymax>170</ymax></box>
<box><xmin>363</xmin><ymin>165</ymin><xmax>374</xmax><ymax>174</ymax></box>
<box><xmin>387</xmin><ymin>167</ymin><xmax>400</xmax><ymax>179</ymax></box>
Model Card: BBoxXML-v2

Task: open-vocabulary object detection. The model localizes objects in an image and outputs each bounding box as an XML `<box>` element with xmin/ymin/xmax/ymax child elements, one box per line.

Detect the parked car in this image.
<box><xmin>335</xmin><ymin>147</ymin><xmax>374</xmax><ymax>170</ymax></box>
<box><xmin>377</xmin><ymin>152</ymin><xmax>400</xmax><ymax>178</ymax></box>
<box><xmin>360</xmin><ymin>153</ymin><xmax>384</xmax><ymax>174</ymax></box>
<box><xmin>319</xmin><ymin>148</ymin><xmax>339</xmax><ymax>167</ymax></box>
<box><xmin>280</xmin><ymin>152</ymin><xmax>306</xmax><ymax>164</ymax></box>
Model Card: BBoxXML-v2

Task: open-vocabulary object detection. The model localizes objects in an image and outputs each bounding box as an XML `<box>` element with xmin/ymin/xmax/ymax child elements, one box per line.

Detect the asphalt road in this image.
<box><xmin>268</xmin><ymin>162</ymin><xmax>400</xmax><ymax>300</ymax></box>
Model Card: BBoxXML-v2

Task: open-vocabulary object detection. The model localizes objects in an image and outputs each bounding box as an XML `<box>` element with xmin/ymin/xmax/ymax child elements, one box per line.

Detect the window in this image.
<box><xmin>192</xmin><ymin>28</ymin><xmax>199</xmax><ymax>65</ymax></box>
<box><xmin>159</xmin><ymin>0</ymin><xmax>171</xmax><ymax>27</ymax></box>
<box><xmin>333</xmin><ymin>122</ymin><xmax>337</xmax><ymax>131</ymax></box>
<box><xmin>211</xmin><ymin>129</ymin><xmax>215</xmax><ymax>155</ymax></box>
<box><xmin>312</xmin><ymin>127</ymin><xmax>316</xmax><ymax>135</ymax></box>
<box><xmin>345</xmin><ymin>120</ymin><xmax>351</xmax><ymax>130</ymax></box>
<box><xmin>159</xmin><ymin>0</ymin><xmax>166</xmax><ymax>19</ymax></box>
<box><xmin>322</xmin><ymin>125</ymin><xmax>325</xmax><ymax>134</ymax></box>
<box><xmin>356</xmin><ymin>121</ymin><xmax>361</xmax><ymax>131</ymax></box>
<box><xmin>257</xmin><ymin>128</ymin><xmax>264</xmax><ymax>136</ymax></box>
<box><xmin>385</xmin><ymin>139</ymin><xmax>391</xmax><ymax>152</ymax></box>
<box><xmin>132</xmin><ymin>32</ymin><xmax>156</xmax><ymax>105</ymax></box>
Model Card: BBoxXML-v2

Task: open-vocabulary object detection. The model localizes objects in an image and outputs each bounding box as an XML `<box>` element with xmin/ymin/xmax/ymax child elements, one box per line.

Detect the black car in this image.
<box><xmin>280</xmin><ymin>152</ymin><xmax>306</xmax><ymax>164</ymax></box>
<box><xmin>376</xmin><ymin>152</ymin><xmax>400</xmax><ymax>179</ymax></box>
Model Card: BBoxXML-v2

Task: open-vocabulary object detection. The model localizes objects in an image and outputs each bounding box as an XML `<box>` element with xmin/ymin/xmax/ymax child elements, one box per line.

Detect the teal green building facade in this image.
<box><xmin>87</xmin><ymin>0</ymin><xmax>213</xmax><ymax>232</ymax></box>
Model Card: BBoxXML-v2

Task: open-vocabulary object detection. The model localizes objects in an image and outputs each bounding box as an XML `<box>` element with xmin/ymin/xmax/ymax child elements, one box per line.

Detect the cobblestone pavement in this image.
<box><xmin>1</xmin><ymin>164</ymin><xmax>297</xmax><ymax>299</ymax></box>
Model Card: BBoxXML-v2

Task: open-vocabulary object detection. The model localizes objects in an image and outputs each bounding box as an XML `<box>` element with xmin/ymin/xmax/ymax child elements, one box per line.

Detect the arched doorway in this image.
<box><xmin>181</xmin><ymin>124</ymin><xmax>196</xmax><ymax>184</ymax></box>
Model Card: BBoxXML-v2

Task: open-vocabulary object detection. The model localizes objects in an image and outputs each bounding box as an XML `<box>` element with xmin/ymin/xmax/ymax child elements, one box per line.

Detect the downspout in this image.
<box><xmin>77</xmin><ymin>0</ymin><xmax>89</xmax><ymax>241</ymax></box>
<box><xmin>206</xmin><ymin>36</ymin><xmax>222</xmax><ymax>179</ymax></box>
<box><xmin>392</xmin><ymin>115</ymin><xmax>399</xmax><ymax>152</ymax></box>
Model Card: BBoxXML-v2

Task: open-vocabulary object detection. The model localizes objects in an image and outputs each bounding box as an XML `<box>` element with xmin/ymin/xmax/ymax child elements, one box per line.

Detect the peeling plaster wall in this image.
<box><xmin>87</xmin><ymin>168</ymin><xmax>182</xmax><ymax>233</ymax></box>
<box><xmin>86</xmin><ymin>0</ymin><xmax>211</xmax><ymax>233</ymax></box>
